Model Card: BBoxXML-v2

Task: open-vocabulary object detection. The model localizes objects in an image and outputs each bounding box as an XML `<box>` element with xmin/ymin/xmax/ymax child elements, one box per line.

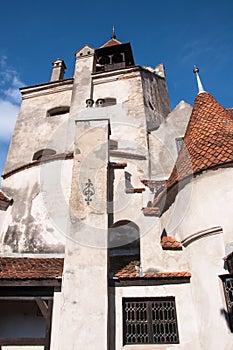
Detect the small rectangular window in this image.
<box><xmin>123</xmin><ymin>297</ymin><xmax>179</xmax><ymax>345</ymax></box>
<box><xmin>175</xmin><ymin>137</ymin><xmax>184</xmax><ymax>153</ymax></box>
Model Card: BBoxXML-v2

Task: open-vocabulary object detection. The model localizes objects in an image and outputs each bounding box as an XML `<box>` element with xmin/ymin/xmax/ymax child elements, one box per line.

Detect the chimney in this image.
<box><xmin>50</xmin><ymin>58</ymin><xmax>66</xmax><ymax>81</ymax></box>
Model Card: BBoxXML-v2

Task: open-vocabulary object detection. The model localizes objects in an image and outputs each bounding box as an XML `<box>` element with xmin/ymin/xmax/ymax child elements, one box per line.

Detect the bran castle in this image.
<box><xmin>0</xmin><ymin>33</ymin><xmax>233</xmax><ymax>350</ymax></box>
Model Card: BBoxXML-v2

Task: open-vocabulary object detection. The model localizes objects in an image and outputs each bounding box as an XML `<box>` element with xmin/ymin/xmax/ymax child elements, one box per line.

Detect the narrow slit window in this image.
<box><xmin>47</xmin><ymin>106</ymin><xmax>70</xmax><ymax>117</ymax></box>
<box><xmin>175</xmin><ymin>137</ymin><xmax>184</xmax><ymax>153</ymax></box>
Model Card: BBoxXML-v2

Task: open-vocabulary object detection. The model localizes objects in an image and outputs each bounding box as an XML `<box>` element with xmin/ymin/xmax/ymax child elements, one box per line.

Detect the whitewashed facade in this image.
<box><xmin>0</xmin><ymin>34</ymin><xmax>233</xmax><ymax>350</ymax></box>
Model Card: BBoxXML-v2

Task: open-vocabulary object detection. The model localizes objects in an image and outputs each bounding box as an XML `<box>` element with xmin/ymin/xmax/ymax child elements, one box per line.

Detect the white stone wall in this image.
<box><xmin>157</xmin><ymin>168</ymin><xmax>233</xmax><ymax>349</ymax></box>
<box><xmin>140</xmin><ymin>68</ymin><xmax>171</xmax><ymax>131</ymax></box>
<box><xmin>4</xmin><ymin>85</ymin><xmax>72</xmax><ymax>174</ymax></box>
<box><xmin>114</xmin><ymin>284</ymin><xmax>201</xmax><ymax>350</ymax></box>
<box><xmin>149</xmin><ymin>101</ymin><xmax>192</xmax><ymax>179</ymax></box>
<box><xmin>0</xmin><ymin>159</ymin><xmax>73</xmax><ymax>254</ymax></box>
<box><xmin>58</xmin><ymin>119</ymin><xmax>110</xmax><ymax>350</ymax></box>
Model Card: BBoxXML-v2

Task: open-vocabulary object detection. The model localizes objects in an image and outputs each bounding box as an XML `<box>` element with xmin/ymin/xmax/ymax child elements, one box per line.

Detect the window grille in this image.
<box><xmin>222</xmin><ymin>276</ymin><xmax>233</xmax><ymax>330</ymax></box>
<box><xmin>123</xmin><ymin>297</ymin><xmax>179</xmax><ymax>345</ymax></box>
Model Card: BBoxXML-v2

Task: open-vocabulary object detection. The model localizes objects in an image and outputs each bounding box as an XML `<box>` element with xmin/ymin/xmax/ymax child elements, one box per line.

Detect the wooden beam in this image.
<box><xmin>0</xmin><ymin>338</ymin><xmax>45</xmax><ymax>345</ymax></box>
<box><xmin>0</xmin><ymin>296</ymin><xmax>53</xmax><ymax>301</ymax></box>
<box><xmin>44</xmin><ymin>299</ymin><xmax>53</xmax><ymax>350</ymax></box>
<box><xmin>36</xmin><ymin>298</ymin><xmax>49</xmax><ymax>319</ymax></box>
<box><xmin>0</xmin><ymin>279</ymin><xmax>61</xmax><ymax>287</ymax></box>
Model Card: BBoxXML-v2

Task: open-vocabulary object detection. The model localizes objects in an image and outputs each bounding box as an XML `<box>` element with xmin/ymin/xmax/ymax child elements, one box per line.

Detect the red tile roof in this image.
<box><xmin>0</xmin><ymin>190</ymin><xmax>11</xmax><ymax>203</ymax></box>
<box><xmin>0</xmin><ymin>257</ymin><xmax>63</xmax><ymax>280</ymax></box>
<box><xmin>161</xmin><ymin>236</ymin><xmax>182</xmax><ymax>250</ymax></box>
<box><xmin>0</xmin><ymin>257</ymin><xmax>190</xmax><ymax>282</ymax></box>
<box><xmin>141</xmin><ymin>179</ymin><xmax>166</xmax><ymax>191</ymax></box>
<box><xmin>144</xmin><ymin>92</ymin><xmax>233</xmax><ymax>215</ymax></box>
<box><xmin>100</xmin><ymin>38</ymin><xmax>122</xmax><ymax>48</ymax></box>
<box><xmin>226</xmin><ymin>108</ymin><xmax>233</xmax><ymax>118</ymax></box>
<box><xmin>114</xmin><ymin>261</ymin><xmax>190</xmax><ymax>279</ymax></box>
<box><xmin>166</xmin><ymin>92</ymin><xmax>233</xmax><ymax>189</ymax></box>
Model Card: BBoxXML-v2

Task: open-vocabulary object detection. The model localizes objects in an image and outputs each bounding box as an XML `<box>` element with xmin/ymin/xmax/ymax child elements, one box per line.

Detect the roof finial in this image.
<box><xmin>111</xmin><ymin>25</ymin><xmax>116</xmax><ymax>39</ymax></box>
<box><xmin>193</xmin><ymin>65</ymin><xmax>205</xmax><ymax>94</ymax></box>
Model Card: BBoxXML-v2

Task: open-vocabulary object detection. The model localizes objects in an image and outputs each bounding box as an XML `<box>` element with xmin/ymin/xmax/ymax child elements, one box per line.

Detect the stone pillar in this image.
<box><xmin>58</xmin><ymin>119</ymin><xmax>110</xmax><ymax>350</ymax></box>
<box><xmin>65</xmin><ymin>47</ymin><xmax>95</xmax><ymax>152</ymax></box>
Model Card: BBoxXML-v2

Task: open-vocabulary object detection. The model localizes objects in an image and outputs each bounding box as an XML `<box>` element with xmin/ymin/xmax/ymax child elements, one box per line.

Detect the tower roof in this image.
<box><xmin>100</xmin><ymin>28</ymin><xmax>122</xmax><ymax>48</ymax></box>
<box><xmin>100</xmin><ymin>37</ymin><xmax>122</xmax><ymax>48</ymax></box>
<box><xmin>166</xmin><ymin>92</ymin><xmax>233</xmax><ymax>186</ymax></box>
<box><xmin>148</xmin><ymin>91</ymin><xmax>233</xmax><ymax>215</ymax></box>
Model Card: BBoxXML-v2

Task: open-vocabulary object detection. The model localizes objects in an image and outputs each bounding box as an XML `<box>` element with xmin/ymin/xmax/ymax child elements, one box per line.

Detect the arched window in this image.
<box><xmin>47</xmin><ymin>106</ymin><xmax>70</xmax><ymax>117</ymax></box>
<box><xmin>112</xmin><ymin>52</ymin><xmax>124</xmax><ymax>64</ymax></box>
<box><xmin>109</xmin><ymin>220</ymin><xmax>140</xmax><ymax>273</ymax></box>
<box><xmin>32</xmin><ymin>149</ymin><xmax>56</xmax><ymax>161</ymax></box>
<box><xmin>98</xmin><ymin>56</ymin><xmax>110</xmax><ymax>65</ymax></box>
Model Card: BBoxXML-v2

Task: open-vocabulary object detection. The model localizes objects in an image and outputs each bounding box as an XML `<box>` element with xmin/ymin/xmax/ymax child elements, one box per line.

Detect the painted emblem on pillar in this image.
<box><xmin>83</xmin><ymin>179</ymin><xmax>95</xmax><ymax>205</ymax></box>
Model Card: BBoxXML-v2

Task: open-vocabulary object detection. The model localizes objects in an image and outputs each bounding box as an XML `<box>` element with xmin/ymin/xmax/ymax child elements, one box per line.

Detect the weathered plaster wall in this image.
<box><xmin>161</xmin><ymin>168</ymin><xmax>233</xmax><ymax>244</ymax></box>
<box><xmin>4</xmin><ymin>85</ymin><xmax>72</xmax><ymax>174</ymax></box>
<box><xmin>58</xmin><ymin>120</ymin><xmax>109</xmax><ymax>350</ymax></box>
<box><xmin>92</xmin><ymin>69</ymin><xmax>148</xmax><ymax>155</ymax></box>
<box><xmin>77</xmin><ymin>104</ymin><xmax>149</xmax><ymax>175</ymax></box>
<box><xmin>149</xmin><ymin>101</ymin><xmax>192</xmax><ymax>179</ymax></box>
<box><xmin>140</xmin><ymin>68</ymin><xmax>171</xmax><ymax>131</ymax></box>
<box><xmin>114</xmin><ymin>283</ymin><xmax>201</xmax><ymax>350</ymax></box>
<box><xmin>0</xmin><ymin>159</ymin><xmax>73</xmax><ymax>254</ymax></box>
<box><xmin>157</xmin><ymin>167</ymin><xmax>233</xmax><ymax>349</ymax></box>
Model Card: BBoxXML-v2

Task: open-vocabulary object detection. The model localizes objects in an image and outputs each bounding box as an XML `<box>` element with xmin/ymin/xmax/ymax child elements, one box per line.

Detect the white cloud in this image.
<box><xmin>0</xmin><ymin>99</ymin><xmax>19</xmax><ymax>141</ymax></box>
<box><xmin>0</xmin><ymin>56</ymin><xmax>24</xmax><ymax>141</ymax></box>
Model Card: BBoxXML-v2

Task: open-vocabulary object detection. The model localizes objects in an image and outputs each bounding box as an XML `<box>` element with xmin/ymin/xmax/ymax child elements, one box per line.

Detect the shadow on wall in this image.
<box><xmin>220</xmin><ymin>308</ymin><xmax>233</xmax><ymax>333</ymax></box>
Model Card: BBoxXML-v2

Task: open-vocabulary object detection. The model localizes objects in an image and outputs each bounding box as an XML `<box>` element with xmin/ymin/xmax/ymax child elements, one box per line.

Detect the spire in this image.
<box><xmin>193</xmin><ymin>66</ymin><xmax>205</xmax><ymax>94</ymax></box>
<box><xmin>100</xmin><ymin>27</ymin><xmax>122</xmax><ymax>48</ymax></box>
<box><xmin>111</xmin><ymin>25</ymin><xmax>116</xmax><ymax>39</ymax></box>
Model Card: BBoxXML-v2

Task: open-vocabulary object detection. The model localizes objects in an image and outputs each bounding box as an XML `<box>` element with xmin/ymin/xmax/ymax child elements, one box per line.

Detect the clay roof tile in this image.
<box><xmin>100</xmin><ymin>38</ymin><xmax>122</xmax><ymax>48</ymax></box>
<box><xmin>0</xmin><ymin>257</ymin><xmax>63</xmax><ymax>280</ymax></box>
<box><xmin>114</xmin><ymin>261</ymin><xmax>191</xmax><ymax>279</ymax></box>
<box><xmin>149</xmin><ymin>92</ymin><xmax>233</xmax><ymax>213</ymax></box>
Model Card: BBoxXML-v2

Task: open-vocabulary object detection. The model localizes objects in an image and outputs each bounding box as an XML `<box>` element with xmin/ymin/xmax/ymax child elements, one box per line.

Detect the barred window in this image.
<box><xmin>123</xmin><ymin>297</ymin><xmax>179</xmax><ymax>345</ymax></box>
<box><xmin>221</xmin><ymin>276</ymin><xmax>233</xmax><ymax>331</ymax></box>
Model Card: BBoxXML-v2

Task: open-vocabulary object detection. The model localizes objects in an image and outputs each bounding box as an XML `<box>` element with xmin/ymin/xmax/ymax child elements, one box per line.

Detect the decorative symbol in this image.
<box><xmin>83</xmin><ymin>179</ymin><xmax>95</xmax><ymax>205</ymax></box>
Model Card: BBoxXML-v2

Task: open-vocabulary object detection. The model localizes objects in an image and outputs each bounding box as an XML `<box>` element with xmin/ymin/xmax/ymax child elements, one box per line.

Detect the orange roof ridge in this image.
<box><xmin>114</xmin><ymin>261</ymin><xmax>191</xmax><ymax>279</ymax></box>
<box><xmin>100</xmin><ymin>38</ymin><xmax>122</xmax><ymax>48</ymax></box>
<box><xmin>149</xmin><ymin>91</ymin><xmax>233</xmax><ymax>213</ymax></box>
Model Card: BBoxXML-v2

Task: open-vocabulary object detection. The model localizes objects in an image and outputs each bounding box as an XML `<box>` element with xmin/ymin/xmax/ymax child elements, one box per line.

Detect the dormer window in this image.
<box><xmin>47</xmin><ymin>106</ymin><xmax>70</xmax><ymax>117</ymax></box>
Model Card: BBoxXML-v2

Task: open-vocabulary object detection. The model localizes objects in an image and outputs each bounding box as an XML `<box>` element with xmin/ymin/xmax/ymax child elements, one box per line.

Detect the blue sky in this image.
<box><xmin>0</xmin><ymin>0</ymin><xmax>233</xmax><ymax>178</ymax></box>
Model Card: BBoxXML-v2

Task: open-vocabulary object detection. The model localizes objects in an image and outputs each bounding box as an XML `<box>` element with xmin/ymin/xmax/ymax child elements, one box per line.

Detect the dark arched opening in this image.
<box><xmin>109</xmin><ymin>220</ymin><xmax>140</xmax><ymax>274</ymax></box>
